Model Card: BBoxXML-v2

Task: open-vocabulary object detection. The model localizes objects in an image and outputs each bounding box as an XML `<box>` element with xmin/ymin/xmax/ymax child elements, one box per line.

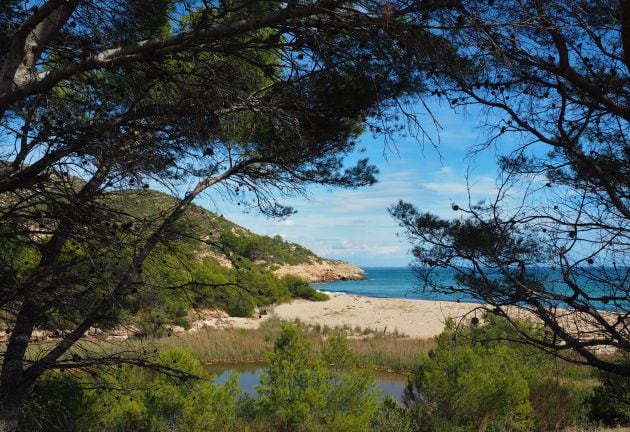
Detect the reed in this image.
<box><xmin>151</xmin><ymin>318</ymin><xmax>285</xmax><ymax>363</ymax></box>
<box><xmin>148</xmin><ymin>318</ymin><xmax>435</xmax><ymax>372</ymax></box>
<box><xmin>349</xmin><ymin>336</ymin><xmax>436</xmax><ymax>372</ymax></box>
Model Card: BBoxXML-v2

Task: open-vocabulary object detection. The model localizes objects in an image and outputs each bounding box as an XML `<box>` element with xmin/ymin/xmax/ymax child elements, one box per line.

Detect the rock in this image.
<box><xmin>171</xmin><ymin>325</ymin><xmax>186</xmax><ymax>335</ymax></box>
<box><xmin>272</xmin><ymin>259</ymin><xmax>365</xmax><ymax>283</ymax></box>
<box><xmin>86</xmin><ymin>326</ymin><xmax>103</xmax><ymax>337</ymax></box>
<box><xmin>31</xmin><ymin>330</ymin><xmax>48</xmax><ymax>342</ymax></box>
<box><xmin>106</xmin><ymin>325</ymin><xmax>140</xmax><ymax>341</ymax></box>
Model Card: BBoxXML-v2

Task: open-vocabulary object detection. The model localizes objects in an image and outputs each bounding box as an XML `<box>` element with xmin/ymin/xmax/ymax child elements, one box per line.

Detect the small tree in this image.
<box><xmin>256</xmin><ymin>324</ymin><xmax>377</xmax><ymax>432</ymax></box>
<box><xmin>404</xmin><ymin>319</ymin><xmax>535</xmax><ymax>432</ymax></box>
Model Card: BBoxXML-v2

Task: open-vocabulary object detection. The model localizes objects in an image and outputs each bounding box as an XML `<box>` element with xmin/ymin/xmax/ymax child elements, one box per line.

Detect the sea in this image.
<box><xmin>315</xmin><ymin>266</ymin><xmax>625</xmax><ymax>311</ymax></box>
<box><xmin>314</xmin><ymin>267</ymin><xmax>476</xmax><ymax>303</ymax></box>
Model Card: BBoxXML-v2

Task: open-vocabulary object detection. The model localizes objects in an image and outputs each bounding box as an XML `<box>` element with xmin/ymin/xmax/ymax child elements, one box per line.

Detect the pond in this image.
<box><xmin>206</xmin><ymin>363</ymin><xmax>410</xmax><ymax>401</ymax></box>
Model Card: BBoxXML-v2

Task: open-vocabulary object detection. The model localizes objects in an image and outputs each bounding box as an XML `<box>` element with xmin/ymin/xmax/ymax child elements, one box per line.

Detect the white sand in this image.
<box><xmin>270</xmin><ymin>294</ymin><xmax>484</xmax><ymax>339</ymax></box>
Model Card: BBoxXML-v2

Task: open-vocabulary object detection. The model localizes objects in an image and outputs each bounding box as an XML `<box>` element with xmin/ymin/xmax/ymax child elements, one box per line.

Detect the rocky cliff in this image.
<box><xmin>273</xmin><ymin>259</ymin><xmax>365</xmax><ymax>283</ymax></box>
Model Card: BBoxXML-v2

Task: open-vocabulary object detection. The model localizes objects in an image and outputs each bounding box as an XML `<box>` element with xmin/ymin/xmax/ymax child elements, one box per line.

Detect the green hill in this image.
<box><xmin>1</xmin><ymin>186</ymin><xmax>340</xmax><ymax>336</ymax></box>
<box><xmin>110</xmin><ymin>188</ymin><xmax>322</xmax><ymax>267</ymax></box>
<box><xmin>96</xmin><ymin>189</ymin><xmax>332</xmax><ymax>330</ymax></box>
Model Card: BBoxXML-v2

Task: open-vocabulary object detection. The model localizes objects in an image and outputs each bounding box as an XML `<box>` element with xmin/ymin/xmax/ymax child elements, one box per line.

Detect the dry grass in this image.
<box><xmin>21</xmin><ymin>317</ymin><xmax>435</xmax><ymax>373</ymax></box>
<box><xmin>151</xmin><ymin>318</ymin><xmax>283</xmax><ymax>363</ymax></box>
<box><xmin>348</xmin><ymin>336</ymin><xmax>436</xmax><ymax>372</ymax></box>
<box><xmin>150</xmin><ymin>317</ymin><xmax>435</xmax><ymax>372</ymax></box>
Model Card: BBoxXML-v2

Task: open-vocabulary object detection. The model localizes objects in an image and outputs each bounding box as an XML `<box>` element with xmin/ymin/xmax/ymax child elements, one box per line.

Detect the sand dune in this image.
<box><xmin>271</xmin><ymin>294</ymin><xmax>484</xmax><ymax>339</ymax></box>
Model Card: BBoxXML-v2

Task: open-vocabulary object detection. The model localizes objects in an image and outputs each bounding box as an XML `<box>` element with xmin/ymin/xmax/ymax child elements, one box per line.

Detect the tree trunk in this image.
<box><xmin>0</xmin><ymin>302</ymin><xmax>39</xmax><ymax>431</ymax></box>
<box><xmin>0</xmin><ymin>396</ymin><xmax>27</xmax><ymax>432</ymax></box>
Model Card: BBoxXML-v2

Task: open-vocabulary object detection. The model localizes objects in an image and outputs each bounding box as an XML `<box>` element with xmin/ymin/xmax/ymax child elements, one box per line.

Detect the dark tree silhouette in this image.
<box><xmin>392</xmin><ymin>0</ymin><xmax>629</xmax><ymax>377</ymax></box>
<box><xmin>0</xmin><ymin>1</ymin><xmax>450</xmax><ymax>428</ymax></box>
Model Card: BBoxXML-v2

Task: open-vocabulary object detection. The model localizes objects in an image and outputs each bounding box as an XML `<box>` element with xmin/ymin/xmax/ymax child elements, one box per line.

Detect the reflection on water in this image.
<box><xmin>206</xmin><ymin>363</ymin><xmax>409</xmax><ymax>401</ymax></box>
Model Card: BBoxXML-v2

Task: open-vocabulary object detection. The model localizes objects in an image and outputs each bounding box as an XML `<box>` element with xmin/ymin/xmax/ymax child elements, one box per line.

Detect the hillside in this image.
<box><xmin>112</xmin><ymin>189</ymin><xmax>365</xmax><ymax>283</ymax></box>
<box><xmin>2</xmin><ymin>186</ymin><xmax>365</xmax><ymax>335</ymax></box>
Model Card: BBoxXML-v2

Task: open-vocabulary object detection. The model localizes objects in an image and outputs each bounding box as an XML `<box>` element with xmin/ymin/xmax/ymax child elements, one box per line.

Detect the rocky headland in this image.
<box><xmin>273</xmin><ymin>259</ymin><xmax>365</xmax><ymax>283</ymax></box>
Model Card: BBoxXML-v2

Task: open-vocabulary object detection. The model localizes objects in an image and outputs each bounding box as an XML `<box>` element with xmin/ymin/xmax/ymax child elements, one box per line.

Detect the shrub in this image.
<box><xmin>370</xmin><ymin>397</ymin><xmax>417</xmax><ymax>432</ymax></box>
<box><xmin>226</xmin><ymin>294</ymin><xmax>256</xmax><ymax>317</ymax></box>
<box><xmin>407</xmin><ymin>342</ymin><xmax>534</xmax><ymax>431</ymax></box>
<box><xmin>403</xmin><ymin>316</ymin><xmax>566</xmax><ymax>432</ymax></box>
<box><xmin>85</xmin><ymin>350</ymin><xmax>237</xmax><ymax>432</ymax></box>
<box><xmin>529</xmin><ymin>380</ymin><xmax>583</xmax><ymax>430</ymax></box>
<box><xmin>19</xmin><ymin>372</ymin><xmax>86</xmax><ymax>432</ymax></box>
<box><xmin>282</xmin><ymin>275</ymin><xmax>329</xmax><ymax>301</ymax></box>
<box><xmin>256</xmin><ymin>324</ymin><xmax>378</xmax><ymax>431</ymax></box>
<box><xmin>587</xmin><ymin>366</ymin><xmax>630</xmax><ymax>427</ymax></box>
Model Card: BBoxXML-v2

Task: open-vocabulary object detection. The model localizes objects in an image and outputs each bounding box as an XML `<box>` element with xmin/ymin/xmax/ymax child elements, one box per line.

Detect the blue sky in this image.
<box><xmin>197</xmin><ymin>101</ymin><xmax>511</xmax><ymax>267</ymax></box>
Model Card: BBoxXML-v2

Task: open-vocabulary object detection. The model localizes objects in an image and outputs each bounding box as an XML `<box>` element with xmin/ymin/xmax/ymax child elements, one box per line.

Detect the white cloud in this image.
<box><xmin>421</xmin><ymin>176</ymin><xmax>498</xmax><ymax>197</ymax></box>
<box><xmin>272</xmin><ymin>219</ymin><xmax>295</xmax><ymax>227</ymax></box>
<box><xmin>362</xmin><ymin>245</ymin><xmax>404</xmax><ymax>255</ymax></box>
<box><xmin>318</xmin><ymin>242</ymin><xmax>403</xmax><ymax>257</ymax></box>
<box><xmin>439</xmin><ymin>166</ymin><xmax>454</xmax><ymax>176</ymax></box>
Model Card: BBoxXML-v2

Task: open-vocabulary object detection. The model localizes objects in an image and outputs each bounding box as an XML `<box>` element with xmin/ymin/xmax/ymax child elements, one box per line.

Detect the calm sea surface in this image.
<box><xmin>315</xmin><ymin>267</ymin><xmax>478</xmax><ymax>303</ymax></box>
<box><xmin>315</xmin><ymin>267</ymin><xmax>624</xmax><ymax>310</ymax></box>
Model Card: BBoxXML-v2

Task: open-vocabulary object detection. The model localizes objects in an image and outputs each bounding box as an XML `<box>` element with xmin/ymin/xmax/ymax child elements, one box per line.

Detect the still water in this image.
<box><xmin>207</xmin><ymin>363</ymin><xmax>409</xmax><ymax>401</ymax></box>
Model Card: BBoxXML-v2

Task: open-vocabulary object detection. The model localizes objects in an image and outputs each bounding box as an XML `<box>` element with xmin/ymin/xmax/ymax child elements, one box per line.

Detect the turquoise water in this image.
<box><xmin>315</xmin><ymin>267</ymin><xmax>625</xmax><ymax>311</ymax></box>
<box><xmin>315</xmin><ymin>267</ymin><xmax>476</xmax><ymax>303</ymax></box>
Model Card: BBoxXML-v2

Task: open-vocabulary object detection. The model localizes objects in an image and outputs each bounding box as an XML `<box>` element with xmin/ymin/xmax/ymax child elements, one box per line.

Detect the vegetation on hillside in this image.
<box><xmin>0</xmin><ymin>186</ymin><xmax>328</xmax><ymax>333</ymax></box>
<box><xmin>111</xmin><ymin>189</ymin><xmax>320</xmax><ymax>267</ymax></box>
<box><xmin>105</xmin><ymin>189</ymin><xmax>329</xmax><ymax>324</ymax></box>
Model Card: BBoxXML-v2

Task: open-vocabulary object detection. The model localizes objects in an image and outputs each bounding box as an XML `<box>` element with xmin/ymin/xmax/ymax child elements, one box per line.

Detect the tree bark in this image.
<box><xmin>0</xmin><ymin>402</ymin><xmax>23</xmax><ymax>432</ymax></box>
<box><xmin>0</xmin><ymin>302</ymin><xmax>39</xmax><ymax>432</ymax></box>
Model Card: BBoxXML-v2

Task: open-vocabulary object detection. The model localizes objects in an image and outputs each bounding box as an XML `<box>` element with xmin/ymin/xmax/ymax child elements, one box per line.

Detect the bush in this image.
<box><xmin>225</xmin><ymin>294</ymin><xmax>256</xmax><ymax>317</ymax></box>
<box><xmin>19</xmin><ymin>372</ymin><xmax>86</xmax><ymax>432</ymax></box>
<box><xmin>529</xmin><ymin>380</ymin><xmax>583</xmax><ymax>430</ymax></box>
<box><xmin>282</xmin><ymin>274</ymin><xmax>329</xmax><ymax>301</ymax></box>
<box><xmin>407</xmin><ymin>343</ymin><xmax>534</xmax><ymax>431</ymax></box>
<box><xmin>587</xmin><ymin>366</ymin><xmax>630</xmax><ymax>427</ymax></box>
<box><xmin>370</xmin><ymin>397</ymin><xmax>417</xmax><ymax>432</ymax></box>
<box><xmin>256</xmin><ymin>324</ymin><xmax>378</xmax><ymax>431</ymax></box>
<box><xmin>402</xmin><ymin>315</ymin><xmax>592</xmax><ymax>432</ymax></box>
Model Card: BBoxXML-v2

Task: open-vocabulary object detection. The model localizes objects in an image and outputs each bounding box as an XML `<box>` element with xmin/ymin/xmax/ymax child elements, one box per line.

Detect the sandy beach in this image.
<box><xmin>270</xmin><ymin>294</ymin><xmax>484</xmax><ymax>339</ymax></box>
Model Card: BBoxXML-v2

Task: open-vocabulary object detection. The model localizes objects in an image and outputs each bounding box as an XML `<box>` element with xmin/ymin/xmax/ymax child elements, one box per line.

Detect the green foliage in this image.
<box><xmin>88</xmin><ymin>349</ymin><xmax>236</xmax><ymax>432</ymax></box>
<box><xmin>19</xmin><ymin>372</ymin><xmax>86</xmax><ymax>432</ymax></box>
<box><xmin>587</xmin><ymin>366</ymin><xmax>630</xmax><ymax>427</ymax></box>
<box><xmin>370</xmin><ymin>397</ymin><xmax>417</xmax><ymax>432</ymax></box>
<box><xmin>404</xmin><ymin>315</ymin><xmax>589</xmax><ymax>432</ymax></box>
<box><xmin>256</xmin><ymin>324</ymin><xmax>378</xmax><ymax>431</ymax></box>
<box><xmin>19</xmin><ymin>349</ymin><xmax>239</xmax><ymax>432</ymax></box>
<box><xmin>282</xmin><ymin>274</ymin><xmax>329</xmax><ymax>301</ymax></box>
<box><xmin>321</xmin><ymin>329</ymin><xmax>356</xmax><ymax>370</ymax></box>
<box><xmin>218</xmin><ymin>230</ymin><xmax>316</xmax><ymax>266</ymax></box>
<box><xmin>412</xmin><ymin>343</ymin><xmax>534</xmax><ymax>431</ymax></box>
<box><xmin>257</xmin><ymin>324</ymin><xmax>328</xmax><ymax>428</ymax></box>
